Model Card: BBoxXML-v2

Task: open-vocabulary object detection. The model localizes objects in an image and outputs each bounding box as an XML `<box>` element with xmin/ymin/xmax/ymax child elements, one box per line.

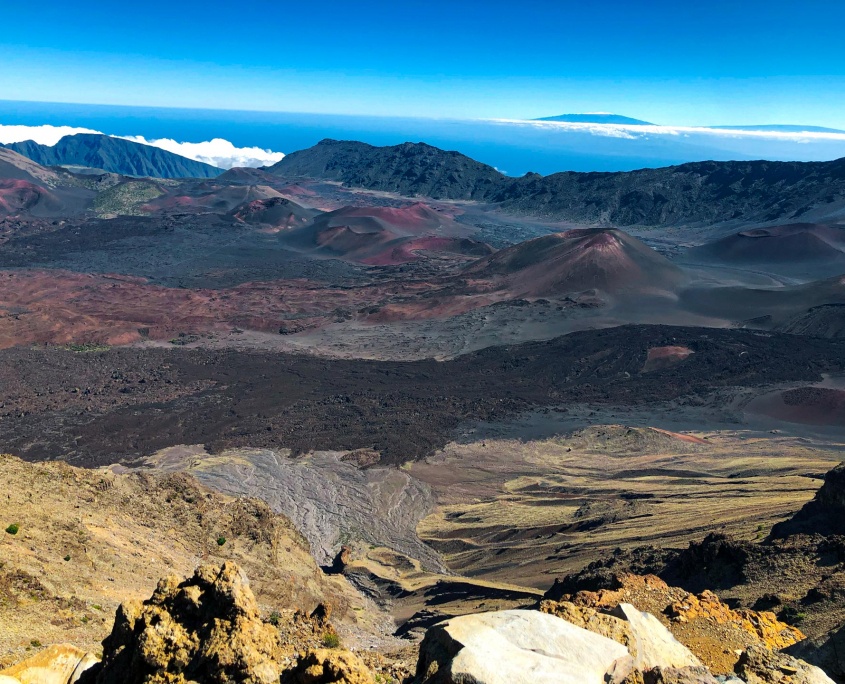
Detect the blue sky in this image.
<box><xmin>2</xmin><ymin>0</ymin><xmax>844</xmax><ymax>126</ymax></box>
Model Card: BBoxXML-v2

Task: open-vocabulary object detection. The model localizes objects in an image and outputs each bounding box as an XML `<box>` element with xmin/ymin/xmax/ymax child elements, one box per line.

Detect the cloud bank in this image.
<box><xmin>488</xmin><ymin>118</ymin><xmax>845</xmax><ymax>143</ymax></box>
<box><xmin>0</xmin><ymin>125</ymin><xmax>285</xmax><ymax>169</ymax></box>
<box><xmin>121</xmin><ymin>136</ymin><xmax>284</xmax><ymax>169</ymax></box>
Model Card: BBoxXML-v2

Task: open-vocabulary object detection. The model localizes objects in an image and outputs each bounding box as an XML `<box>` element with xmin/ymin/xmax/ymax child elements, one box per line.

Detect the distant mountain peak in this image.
<box><xmin>535</xmin><ymin>113</ymin><xmax>655</xmax><ymax>126</ymax></box>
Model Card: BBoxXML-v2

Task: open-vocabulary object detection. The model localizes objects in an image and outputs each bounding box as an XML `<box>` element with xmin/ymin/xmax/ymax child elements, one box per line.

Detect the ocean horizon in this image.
<box><xmin>3</xmin><ymin>99</ymin><xmax>845</xmax><ymax>176</ymax></box>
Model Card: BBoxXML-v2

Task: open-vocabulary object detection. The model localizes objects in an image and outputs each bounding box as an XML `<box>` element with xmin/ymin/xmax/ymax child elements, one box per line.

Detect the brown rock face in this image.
<box><xmin>81</xmin><ymin>562</ymin><xmax>285</xmax><ymax>684</ymax></box>
<box><xmin>281</xmin><ymin>649</ymin><xmax>373</xmax><ymax>684</ymax></box>
<box><xmin>735</xmin><ymin>644</ymin><xmax>835</xmax><ymax>684</ymax></box>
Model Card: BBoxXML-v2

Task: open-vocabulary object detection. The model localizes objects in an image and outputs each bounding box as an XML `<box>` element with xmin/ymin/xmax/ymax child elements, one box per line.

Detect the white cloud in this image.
<box><xmin>0</xmin><ymin>124</ymin><xmax>101</xmax><ymax>146</ymax></box>
<box><xmin>122</xmin><ymin>136</ymin><xmax>284</xmax><ymax>169</ymax></box>
<box><xmin>487</xmin><ymin>118</ymin><xmax>845</xmax><ymax>143</ymax></box>
<box><xmin>0</xmin><ymin>124</ymin><xmax>284</xmax><ymax>169</ymax></box>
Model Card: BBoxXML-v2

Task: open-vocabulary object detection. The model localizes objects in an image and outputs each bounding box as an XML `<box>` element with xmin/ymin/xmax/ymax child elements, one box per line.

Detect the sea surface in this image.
<box><xmin>2</xmin><ymin>100</ymin><xmax>845</xmax><ymax>176</ymax></box>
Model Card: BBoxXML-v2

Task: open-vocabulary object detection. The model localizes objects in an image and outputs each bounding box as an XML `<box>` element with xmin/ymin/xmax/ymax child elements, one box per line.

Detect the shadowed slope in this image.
<box><xmin>688</xmin><ymin>223</ymin><xmax>845</xmax><ymax>277</ymax></box>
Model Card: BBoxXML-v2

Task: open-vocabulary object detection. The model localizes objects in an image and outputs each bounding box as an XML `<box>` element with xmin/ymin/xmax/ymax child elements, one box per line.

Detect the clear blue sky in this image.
<box><xmin>2</xmin><ymin>0</ymin><xmax>844</xmax><ymax>127</ymax></box>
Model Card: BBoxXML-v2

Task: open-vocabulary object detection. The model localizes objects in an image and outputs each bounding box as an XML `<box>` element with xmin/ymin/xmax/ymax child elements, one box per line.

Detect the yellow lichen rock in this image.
<box><xmin>667</xmin><ymin>590</ymin><xmax>804</xmax><ymax>650</ymax></box>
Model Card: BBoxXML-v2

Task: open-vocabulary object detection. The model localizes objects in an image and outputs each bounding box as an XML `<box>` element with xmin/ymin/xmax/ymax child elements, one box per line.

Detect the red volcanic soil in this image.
<box><xmin>747</xmin><ymin>385</ymin><xmax>845</xmax><ymax>426</ymax></box>
<box><xmin>360</xmin><ymin>236</ymin><xmax>493</xmax><ymax>266</ymax></box>
<box><xmin>463</xmin><ymin>228</ymin><xmax>685</xmax><ymax>298</ymax></box>
<box><xmin>648</xmin><ymin>427</ymin><xmax>707</xmax><ymax>444</ymax></box>
<box><xmin>280</xmin><ymin>202</ymin><xmax>490</xmax><ymax>265</ymax></box>
<box><xmin>324</xmin><ymin>202</ymin><xmax>464</xmax><ymax>233</ymax></box>
<box><xmin>690</xmin><ymin>223</ymin><xmax>845</xmax><ymax>265</ymax></box>
<box><xmin>0</xmin><ymin>179</ymin><xmax>59</xmax><ymax>216</ymax></box>
<box><xmin>0</xmin><ymin>269</ymin><xmax>386</xmax><ymax>348</ymax></box>
<box><xmin>641</xmin><ymin>345</ymin><xmax>695</xmax><ymax>373</ymax></box>
<box><xmin>232</xmin><ymin>196</ymin><xmax>319</xmax><ymax>230</ymax></box>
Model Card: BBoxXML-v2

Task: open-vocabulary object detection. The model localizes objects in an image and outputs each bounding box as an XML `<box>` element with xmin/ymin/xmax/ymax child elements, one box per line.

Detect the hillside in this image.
<box><xmin>0</xmin><ymin>453</ymin><xmax>363</xmax><ymax>668</ymax></box>
<box><xmin>270</xmin><ymin>139</ymin><xmax>845</xmax><ymax>227</ymax></box>
<box><xmin>3</xmin><ymin>134</ymin><xmax>223</xmax><ymax>179</ymax></box>
<box><xmin>463</xmin><ymin>228</ymin><xmax>685</xmax><ymax>297</ymax></box>
<box><xmin>280</xmin><ymin>202</ymin><xmax>492</xmax><ymax>264</ymax></box>
<box><xmin>268</xmin><ymin>139</ymin><xmax>503</xmax><ymax>199</ymax></box>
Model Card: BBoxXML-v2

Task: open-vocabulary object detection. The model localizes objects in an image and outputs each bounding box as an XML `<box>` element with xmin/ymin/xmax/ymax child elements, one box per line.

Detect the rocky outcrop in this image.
<box><xmin>666</xmin><ymin>590</ymin><xmax>804</xmax><ymax>651</ymax></box>
<box><xmin>81</xmin><ymin>562</ymin><xmax>285</xmax><ymax>684</ymax></box>
<box><xmin>413</xmin><ymin>609</ymin><xmax>634</xmax><ymax>684</ymax></box>
<box><xmin>735</xmin><ymin>645</ymin><xmax>835</xmax><ymax>684</ymax></box>
<box><xmin>542</xmin><ymin>573</ymin><xmax>803</xmax><ymax>675</ymax></box>
<box><xmin>281</xmin><ymin>649</ymin><xmax>373</xmax><ymax>684</ymax></box>
<box><xmin>770</xmin><ymin>463</ymin><xmax>845</xmax><ymax>537</ymax></box>
<box><xmin>0</xmin><ymin>645</ymin><xmax>97</xmax><ymax>684</ymax></box>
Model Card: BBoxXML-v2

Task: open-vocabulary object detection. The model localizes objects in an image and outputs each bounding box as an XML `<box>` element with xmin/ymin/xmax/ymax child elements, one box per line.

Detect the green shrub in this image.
<box><xmin>321</xmin><ymin>633</ymin><xmax>341</xmax><ymax>649</ymax></box>
<box><xmin>268</xmin><ymin>610</ymin><xmax>282</xmax><ymax>626</ymax></box>
<box><xmin>216</xmin><ymin>536</ymin><xmax>227</xmax><ymax>546</ymax></box>
<box><xmin>30</xmin><ymin>639</ymin><xmax>41</xmax><ymax>648</ymax></box>
<box><xmin>5</xmin><ymin>523</ymin><xmax>19</xmax><ymax>535</ymax></box>
<box><xmin>64</xmin><ymin>555</ymin><xmax>71</xmax><ymax>562</ymax></box>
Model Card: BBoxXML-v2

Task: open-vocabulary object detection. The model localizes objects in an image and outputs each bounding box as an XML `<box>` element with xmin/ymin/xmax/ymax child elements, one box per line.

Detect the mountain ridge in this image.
<box><xmin>270</xmin><ymin>139</ymin><xmax>845</xmax><ymax>228</ymax></box>
<box><xmin>3</xmin><ymin>133</ymin><xmax>223</xmax><ymax>179</ymax></box>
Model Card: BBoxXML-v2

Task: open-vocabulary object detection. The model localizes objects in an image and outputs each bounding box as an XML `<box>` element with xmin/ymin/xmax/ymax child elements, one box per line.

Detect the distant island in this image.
<box><xmin>535</xmin><ymin>113</ymin><xmax>655</xmax><ymax>125</ymax></box>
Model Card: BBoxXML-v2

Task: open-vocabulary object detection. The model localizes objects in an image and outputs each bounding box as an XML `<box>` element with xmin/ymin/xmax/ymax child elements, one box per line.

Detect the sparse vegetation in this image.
<box><xmin>64</xmin><ymin>343</ymin><xmax>111</xmax><ymax>353</ymax></box>
<box><xmin>29</xmin><ymin>639</ymin><xmax>41</xmax><ymax>648</ymax></box>
<box><xmin>216</xmin><ymin>536</ymin><xmax>227</xmax><ymax>546</ymax></box>
<box><xmin>321</xmin><ymin>632</ymin><xmax>341</xmax><ymax>649</ymax></box>
<box><xmin>5</xmin><ymin>523</ymin><xmax>19</xmax><ymax>535</ymax></box>
<box><xmin>268</xmin><ymin>610</ymin><xmax>281</xmax><ymax>626</ymax></box>
<box><xmin>64</xmin><ymin>554</ymin><xmax>71</xmax><ymax>562</ymax></box>
<box><xmin>92</xmin><ymin>180</ymin><xmax>164</xmax><ymax>217</ymax></box>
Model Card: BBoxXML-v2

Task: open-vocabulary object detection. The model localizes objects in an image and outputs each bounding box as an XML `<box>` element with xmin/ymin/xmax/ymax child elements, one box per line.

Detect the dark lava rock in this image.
<box><xmin>771</xmin><ymin>463</ymin><xmax>845</xmax><ymax>538</ymax></box>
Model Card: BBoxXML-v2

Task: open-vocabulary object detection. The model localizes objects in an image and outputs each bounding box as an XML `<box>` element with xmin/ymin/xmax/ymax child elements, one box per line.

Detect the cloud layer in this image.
<box><xmin>0</xmin><ymin>125</ymin><xmax>285</xmax><ymax>169</ymax></box>
<box><xmin>489</xmin><ymin>118</ymin><xmax>845</xmax><ymax>142</ymax></box>
<box><xmin>121</xmin><ymin>136</ymin><xmax>284</xmax><ymax>169</ymax></box>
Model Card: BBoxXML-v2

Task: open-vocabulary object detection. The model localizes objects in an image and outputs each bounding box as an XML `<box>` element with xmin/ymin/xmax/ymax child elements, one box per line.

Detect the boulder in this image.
<box><xmin>281</xmin><ymin>649</ymin><xmax>373</xmax><ymax>684</ymax></box>
<box><xmin>611</xmin><ymin>603</ymin><xmax>702</xmax><ymax>670</ymax></box>
<box><xmin>0</xmin><ymin>677</ymin><xmax>21</xmax><ymax>684</ymax></box>
<box><xmin>735</xmin><ymin>645</ymin><xmax>835</xmax><ymax>684</ymax></box>
<box><xmin>539</xmin><ymin>599</ymin><xmax>634</xmax><ymax>650</ymax></box>
<box><xmin>0</xmin><ymin>645</ymin><xmax>98</xmax><ymax>684</ymax></box>
<box><xmin>413</xmin><ymin>609</ymin><xmax>634</xmax><ymax>684</ymax></box>
<box><xmin>80</xmin><ymin>562</ymin><xmax>285</xmax><ymax>684</ymax></box>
